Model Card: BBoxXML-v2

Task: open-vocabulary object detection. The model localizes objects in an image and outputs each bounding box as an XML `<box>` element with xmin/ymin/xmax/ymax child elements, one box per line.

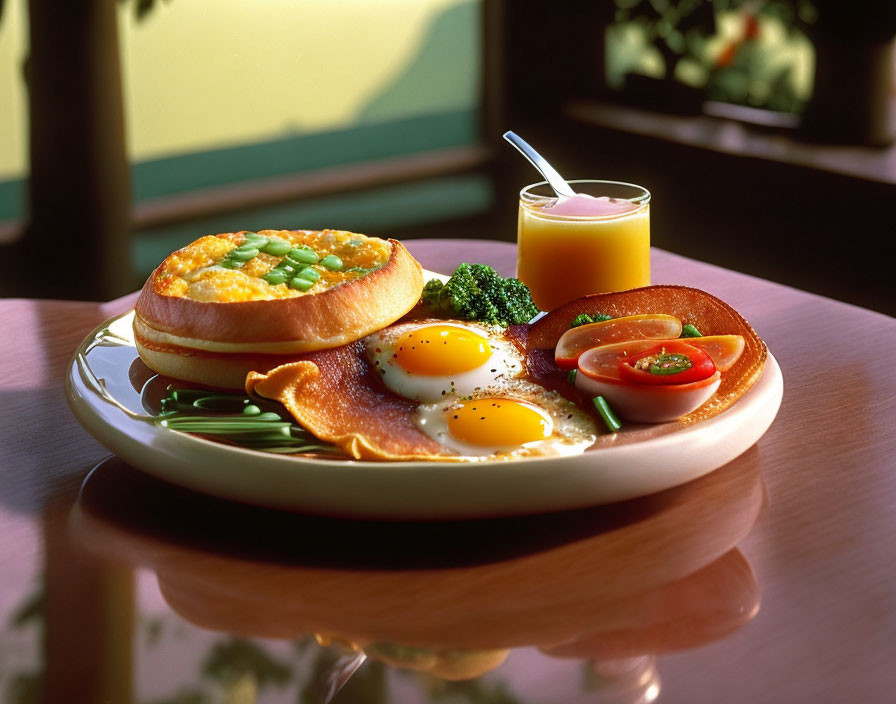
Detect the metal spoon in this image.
<box><xmin>322</xmin><ymin>651</ymin><xmax>367</xmax><ymax>703</ymax></box>
<box><xmin>502</xmin><ymin>131</ymin><xmax>576</xmax><ymax>198</ymax></box>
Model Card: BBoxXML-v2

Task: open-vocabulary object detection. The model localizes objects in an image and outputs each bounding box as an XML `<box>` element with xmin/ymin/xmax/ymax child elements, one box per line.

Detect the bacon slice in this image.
<box><xmin>245</xmin><ymin>341</ymin><xmax>461</xmax><ymax>461</ymax></box>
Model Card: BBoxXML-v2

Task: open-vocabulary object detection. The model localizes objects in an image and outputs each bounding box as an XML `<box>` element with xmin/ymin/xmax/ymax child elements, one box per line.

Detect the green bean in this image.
<box><xmin>161</xmin><ymin>413</ymin><xmax>283</xmax><ymax>423</ymax></box>
<box><xmin>163</xmin><ymin>420</ymin><xmax>292</xmax><ymax>433</ymax></box>
<box><xmin>232</xmin><ymin>428</ymin><xmax>293</xmax><ymax>437</ymax></box>
<box><xmin>229</xmin><ymin>247</ymin><xmax>259</xmax><ymax>261</ymax></box>
<box><xmin>171</xmin><ymin>388</ymin><xmax>211</xmax><ymax>403</ymax></box>
<box><xmin>262</xmin><ymin>271</ymin><xmax>288</xmax><ymax>285</ymax></box>
<box><xmin>680</xmin><ymin>324</ymin><xmax>702</xmax><ymax>338</ymax></box>
<box><xmin>289</xmin><ymin>276</ymin><xmax>314</xmax><ymax>291</ymax></box>
<box><xmin>157</xmin><ymin>386</ymin><xmax>342</xmax><ymax>455</ymax></box>
<box><xmin>296</xmin><ymin>266</ymin><xmax>320</xmax><ymax>282</ymax></box>
<box><xmin>263</xmin><ymin>238</ymin><xmax>291</xmax><ymax>257</ymax></box>
<box><xmin>226</xmin><ymin>428</ymin><xmax>294</xmax><ymax>439</ymax></box>
<box><xmin>193</xmin><ymin>395</ymin><xmax>252</xmax><ymax>411</ymax></box>
<box><xmin>255</xmin><ymin>444</ymin><xmax>334</xmax><ymax>454</ymax></box>
<box><xmin>287</xmin><ymin>247</ymin><xmax>319</xmax><ymax>264</ymax></box>
<box><xmin>254</xmin><ymin>412</ymin><xmax>284</xmax><ymax>422</ymax></box>
<box><xmin>320</xmin><ymin>254</ymin><xmax>343</xmax><ymax>271</ymax></box>
<box><xmin>592</xmin><ymin>396</ymin><xmax>622</xmax><ymax>433</ymax></box>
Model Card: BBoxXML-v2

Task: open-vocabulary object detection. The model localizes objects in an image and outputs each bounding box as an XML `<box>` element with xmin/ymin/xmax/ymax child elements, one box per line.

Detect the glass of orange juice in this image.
<box><xmin>517</xmin><ymin>179</ymin><xmax>651</xmax><ymax>311</ymax></box>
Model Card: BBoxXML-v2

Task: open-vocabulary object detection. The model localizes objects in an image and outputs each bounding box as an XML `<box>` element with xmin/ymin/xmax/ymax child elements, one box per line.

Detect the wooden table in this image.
<box><xmin>1</xmin><ymin>240</ymin><xmax>894</xmax><ymax>703</ymax></box>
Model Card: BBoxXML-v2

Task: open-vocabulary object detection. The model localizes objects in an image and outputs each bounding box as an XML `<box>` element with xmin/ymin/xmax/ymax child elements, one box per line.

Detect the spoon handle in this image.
<box><xmin>503</xmin><ymin>131</ymin><xmax>576</xmax><ymax>198</ymax></box>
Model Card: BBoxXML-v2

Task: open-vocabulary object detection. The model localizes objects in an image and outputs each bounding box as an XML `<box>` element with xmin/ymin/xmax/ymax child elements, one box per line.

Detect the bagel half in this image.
<box><xmin>134</xmin><ymin>230</ymin><xmax>424</xmax><ymax>389</ymax></box>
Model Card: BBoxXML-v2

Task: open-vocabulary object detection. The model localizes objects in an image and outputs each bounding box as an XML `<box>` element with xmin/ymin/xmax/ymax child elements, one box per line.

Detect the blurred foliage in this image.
<box><xmin>715</xmin><ymin>0</ymin><xmax>818</xmax><ymax>29</ymax></box>
<box><xmin>608</xmin><ymin>0</ymin><xmax>817</xmax><ymax>112</ymax></box>
<box><xmin>201</xmin><ymin>637</ymin><xmax>293</xmax><ymax>690</ymax></box>
<box><xmin>0</xmin><ymin>592</ymin><xmax>527</xmax><ymax>704</ymax></box>
<box><xmin>704</xmin><ymin>24</ymin><xmax>803</xmax><ymax>112</ymax></box>
<box><xmin>612</xmin><ymin>0</ymin><xmax>719</xmax><ymax>83</ymax></box>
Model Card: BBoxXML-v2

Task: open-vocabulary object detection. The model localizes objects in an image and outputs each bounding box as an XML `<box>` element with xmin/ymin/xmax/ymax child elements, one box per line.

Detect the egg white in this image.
<box><xmin>415</xmin><ymin>379</ymin><xmax>598</xmax><ymax>460</ymax></box>
<box><xmin>365</xmin><ymin>320</ymin><xmax>525</xmax><ymax>403</ymax></box>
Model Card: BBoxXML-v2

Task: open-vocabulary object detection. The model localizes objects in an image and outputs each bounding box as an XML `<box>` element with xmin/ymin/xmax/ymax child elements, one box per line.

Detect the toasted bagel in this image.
<box><xmin>134</xmin><ymin>229</ymin><xmax>423</xmax><ymax>388</ymax></box>
<box><xmin>132</xmin><ymin>334</ymin><xmax>314</xmax><ymax>391</ymax></box>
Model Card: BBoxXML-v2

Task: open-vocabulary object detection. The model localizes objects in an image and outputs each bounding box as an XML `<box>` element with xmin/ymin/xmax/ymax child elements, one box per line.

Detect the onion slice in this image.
<box><xmin>575</xmin><ymin>340</ymin><xmax>728</xmax><ymax>423</ymax></box>
<box><xmin>576</xmin><ymin>367</ymin><xmax>721</xmax><ymax>423</ymax></box>
<box><xmin>554</xmin><ymin>314</ymin><xmax>682</xmax><ymax>369</ymax></box>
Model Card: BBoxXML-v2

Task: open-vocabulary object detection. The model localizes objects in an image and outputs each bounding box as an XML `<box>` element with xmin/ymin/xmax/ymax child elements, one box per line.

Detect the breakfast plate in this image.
<box><xmin>66</xmin><ymin>310</ymin><xmax>782</xmax><ymax>519</ymax></box>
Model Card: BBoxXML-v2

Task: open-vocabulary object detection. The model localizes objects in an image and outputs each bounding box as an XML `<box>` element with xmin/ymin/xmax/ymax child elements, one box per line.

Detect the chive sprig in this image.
<box><xmin>157</xmin><ymin>386</ymin><xmax>339</xmax><ymax>454</ymax></box>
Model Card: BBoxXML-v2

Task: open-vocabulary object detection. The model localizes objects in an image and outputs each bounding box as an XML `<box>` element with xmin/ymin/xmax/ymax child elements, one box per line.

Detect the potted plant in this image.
<box><xmin>606</xmin><ymin>0</ymin><xmax>718</xmax><ymax>114</ymax></box>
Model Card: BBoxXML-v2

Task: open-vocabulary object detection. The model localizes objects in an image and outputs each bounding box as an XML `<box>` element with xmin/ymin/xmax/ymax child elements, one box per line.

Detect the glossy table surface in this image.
<box><xmin>1</xmin><ymin>239</ymin><xmax>895</xmax><ymax>704</ymax></box>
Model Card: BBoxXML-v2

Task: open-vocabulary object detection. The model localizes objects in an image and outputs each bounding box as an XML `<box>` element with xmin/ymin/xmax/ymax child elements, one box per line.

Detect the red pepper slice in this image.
<box><xmin>618</xmin><ymin>340</ymin><xmax>716</xmax><ymax>386</ymax></box>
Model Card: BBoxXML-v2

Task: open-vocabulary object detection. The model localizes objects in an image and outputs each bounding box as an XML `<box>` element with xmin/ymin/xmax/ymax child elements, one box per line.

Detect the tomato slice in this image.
<box><xmin>576</xmin><ymin>339</ymin><xmax>667</xmax><ymax>381</ymax></box>
<box><xmin>574</xmin><ymin>336</ymin><xmax>744</xmax><ymax>379</ymax></box>
<box><xmin>618</xmin><ymin>341</ymin><xmax>716</xmax><ymax>386</ymax></box>
<box><xmin>576</xmin><ymin>340</ymin><xmax>723</xmax><ymax>422</ymax></box>
<box><xmin>554</xmin><ymin>314</ymin><xmax>683</xmax><ymax>369</ymax></box>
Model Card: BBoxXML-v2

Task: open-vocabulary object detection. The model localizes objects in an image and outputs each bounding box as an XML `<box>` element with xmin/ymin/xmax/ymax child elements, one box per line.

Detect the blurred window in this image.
<box><xmin>0</xmin><ymin>0</ymin><xmax>483</xmax><ymax>233</ymax></box>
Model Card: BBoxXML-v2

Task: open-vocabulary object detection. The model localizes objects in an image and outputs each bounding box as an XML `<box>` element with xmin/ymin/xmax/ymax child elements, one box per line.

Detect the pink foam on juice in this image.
<box><xmin>518</xmin><ymin>189</ymin><xmax>650</xmax><ymax>309</ymax></box>
<box><xmin>544</xmin><ymin>194</ymin><xmax>640</xmax><ymax>217</ymax></box>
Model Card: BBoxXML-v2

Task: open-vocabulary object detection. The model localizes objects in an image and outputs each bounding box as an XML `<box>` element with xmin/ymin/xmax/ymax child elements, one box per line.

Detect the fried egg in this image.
<box><xmin>415</xmin><ymin>381</ymin><xmax>597</xmax><ymax>459</ymax></box>
<box><xmin>365</xmin><ymin>321</ymin><xmax>524</xmax><ymax>403</ymax></box>
<box><xmin>248</xmin><ymin>320</ymin><xmax>597</xmax><ymax>462</ymax></box>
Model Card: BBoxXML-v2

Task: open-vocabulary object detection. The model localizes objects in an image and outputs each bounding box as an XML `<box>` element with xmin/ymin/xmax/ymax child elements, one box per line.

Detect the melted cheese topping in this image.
<box><xmin>152</xmin><ymin>229</ymin><xmax>391</xmax><ymax>302</ymax></box>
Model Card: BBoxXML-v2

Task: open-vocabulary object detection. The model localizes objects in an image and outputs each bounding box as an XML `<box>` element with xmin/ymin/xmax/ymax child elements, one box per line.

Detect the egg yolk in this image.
<box><xmin>447</xmin><ymin>399</ymin><xmax>552</xmax><ymax>448</ymax></box>
<box><xmin>394</xmin><ymin>325</ymin><xmax>492</xmax><ymax>375</ymax></box>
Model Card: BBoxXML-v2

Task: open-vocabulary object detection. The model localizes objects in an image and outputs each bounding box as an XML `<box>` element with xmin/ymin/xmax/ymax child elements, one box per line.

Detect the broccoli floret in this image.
<box><xmin>570</xmin><ymin>312</ymin><xmax>613</xmax><ymax>328</ymax></box>
<box><xmin>421</xmin><ymin>263</ymin><xmax>538</xmax><ymax>327</ymax></box>
<box><xmin>423</xmin><ymin>263</ymin><xmax>477</xmax><ymax>318</ymax></box>
<box><xmin>466</xmin><ymin>264</ymin><xmax>505</xmax><ymax>323</ymax></box>
<box><xmin>422</xmin><ymin>277</ymin><xmax>450</xmax><ymax>313</ymax></box>
<box><xmin>496</xmin><ymin>277</ymin><xmax>539</xmax><ymax>325</ymax></box>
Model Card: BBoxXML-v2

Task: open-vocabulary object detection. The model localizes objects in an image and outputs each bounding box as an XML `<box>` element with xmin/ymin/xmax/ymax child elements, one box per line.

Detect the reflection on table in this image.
<box><xmin>56</xmin><ymin>450</ymin><xmax>766</xmax><ymax>703</ymax></box>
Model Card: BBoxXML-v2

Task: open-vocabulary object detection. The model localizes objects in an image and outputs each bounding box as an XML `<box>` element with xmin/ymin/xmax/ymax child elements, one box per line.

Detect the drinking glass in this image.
<box><xmin>517</xmin><ymin>179</ymin><xmax>651</xmax><ymax>311</ymax></box>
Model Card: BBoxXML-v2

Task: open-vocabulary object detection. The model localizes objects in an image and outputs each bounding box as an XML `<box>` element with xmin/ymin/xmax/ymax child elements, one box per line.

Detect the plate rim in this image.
<box><xmin>66</xmin><ymin>310</ymin><xmax>783</xmax><ymax>518</ymax></box>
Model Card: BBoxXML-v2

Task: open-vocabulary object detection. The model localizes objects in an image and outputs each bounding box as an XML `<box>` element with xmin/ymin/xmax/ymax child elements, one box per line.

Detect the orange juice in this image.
<box><xmin>517</xmin><ymin>180</ymin><xmax>650</xmax><ymax>311</ymax></box>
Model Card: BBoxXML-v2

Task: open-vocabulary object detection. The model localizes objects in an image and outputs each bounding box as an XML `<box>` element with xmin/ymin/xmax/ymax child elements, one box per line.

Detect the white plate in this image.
<box><xmin>66</xmin><ymin>311</ymin><xmax>782</xmax><ymax>519</ymax></box>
